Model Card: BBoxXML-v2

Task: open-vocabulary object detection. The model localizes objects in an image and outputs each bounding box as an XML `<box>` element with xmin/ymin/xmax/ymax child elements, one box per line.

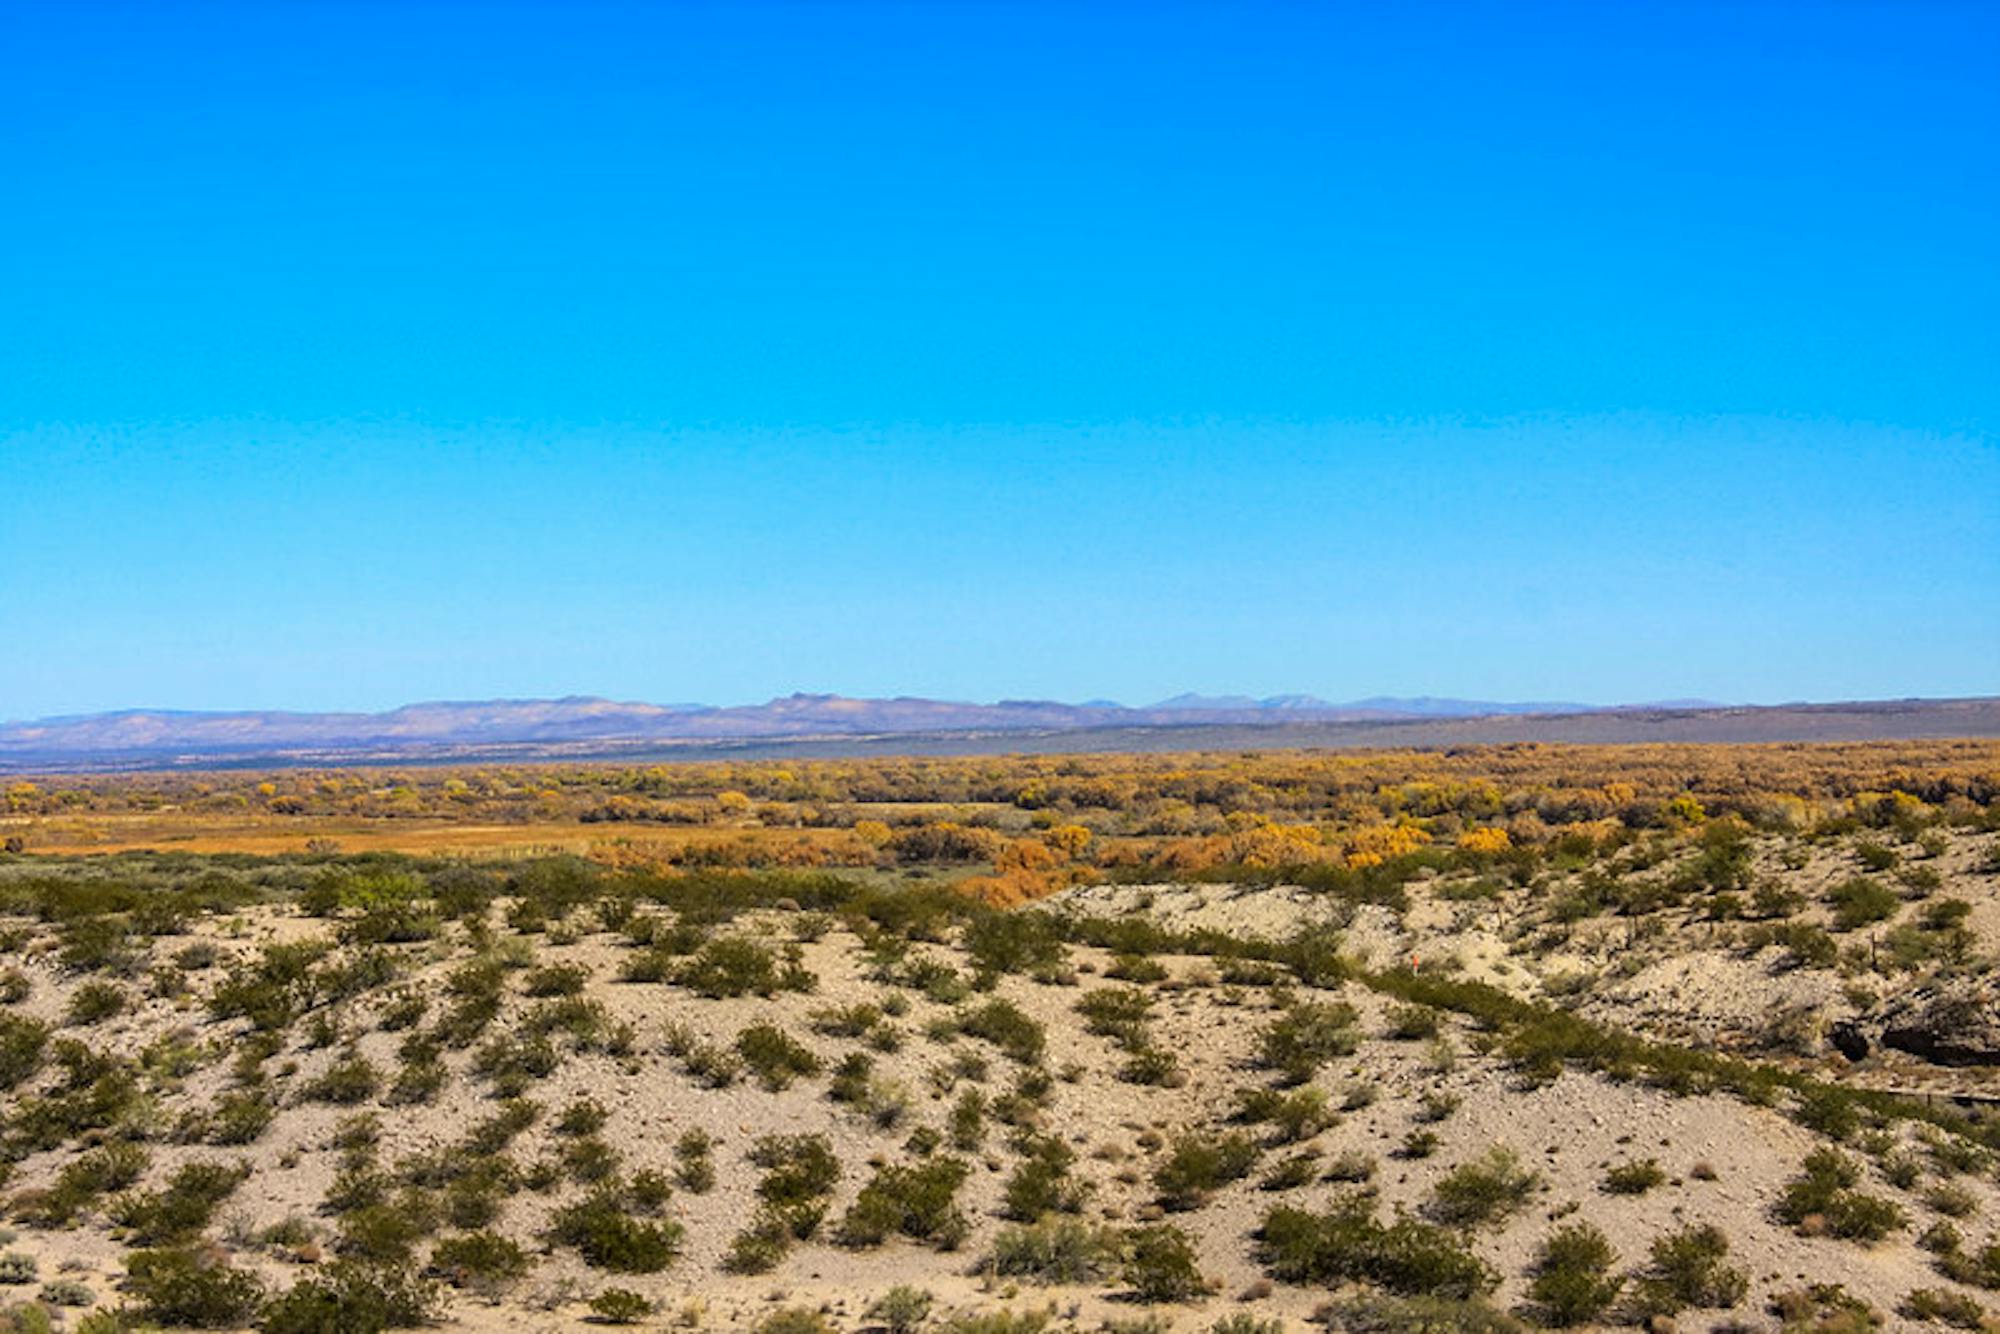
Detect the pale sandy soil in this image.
<box><xmin>3</xmin><ymin>829</ymin><xmax>1999</xmax><ymax>1329</ymax></box>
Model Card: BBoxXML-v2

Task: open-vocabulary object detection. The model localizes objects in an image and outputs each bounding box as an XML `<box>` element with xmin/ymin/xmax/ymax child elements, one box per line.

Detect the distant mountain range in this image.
<box><xmin>3</xmin><ymin>692</ymin><xmax>1995</xmax><ymax>772</ymax></box>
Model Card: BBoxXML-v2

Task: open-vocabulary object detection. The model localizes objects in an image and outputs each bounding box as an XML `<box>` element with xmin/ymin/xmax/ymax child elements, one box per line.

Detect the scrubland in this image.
<box><xmin>0</xmin><ymin>742</ymin><xmax>1998</xmax><ymax>1331</ymax></box>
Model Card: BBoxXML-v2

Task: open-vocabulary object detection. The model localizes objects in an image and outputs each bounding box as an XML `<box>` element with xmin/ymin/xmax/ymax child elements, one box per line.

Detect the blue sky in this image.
<box><xmin>3</xmin><ymin>1</ymin><xmax>1995</xmax><ymax>717</ymax></box>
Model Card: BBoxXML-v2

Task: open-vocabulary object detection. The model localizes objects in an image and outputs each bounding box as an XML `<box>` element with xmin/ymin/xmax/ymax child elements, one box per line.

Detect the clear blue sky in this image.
<box><xmin>3</xmin><ymin>1</ymin><xmax>1995</xmax><ymax>719</ymax></box>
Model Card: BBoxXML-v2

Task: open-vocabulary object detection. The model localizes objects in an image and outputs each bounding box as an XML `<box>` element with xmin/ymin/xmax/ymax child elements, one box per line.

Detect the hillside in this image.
<box><xmin>2</xmin><ymin>743</ymin><xmax>2000</xmax><ymax>1330</ymax></box>
<box><xmin>3</xmin><ymin>696</ymin><xmax>1997</xmax><ymax>773</ymax></box>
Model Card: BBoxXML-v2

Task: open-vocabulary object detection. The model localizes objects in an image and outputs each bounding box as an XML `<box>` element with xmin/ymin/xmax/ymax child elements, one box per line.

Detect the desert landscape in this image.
<box><xmin>8</xmin><ymin>0</ymin><xmax>1994</xmax><ymax>1329</ymax></box>
<box><xmin>2</xmin><ymin>742</ymin><xmax>1999</xmax><ymax>1331</ymax></box>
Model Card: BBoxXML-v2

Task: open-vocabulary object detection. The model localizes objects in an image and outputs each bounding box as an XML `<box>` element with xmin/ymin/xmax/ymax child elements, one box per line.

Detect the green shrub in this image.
<box><xmin>1628</xmin><ymin>1223</ymin><xmax>1748</xmax><ymax>1316</ymax></box>
<box><xmin>752</xmin><ymin>1309</ymin><xmax>834</xmax><ymax>1334</ymax></box>
<box><xmin>987</xmin><ymin>1218</ymin><xmax>1118</xmax><ymax>1284</ymax></box>
<box><xmin>957</xmin><ymin>999</ymin><xmax>1046</xmax><ymax>1064</ymax></box>
<box><xmin>867</xmin><ymin>1287</ymin><xmax>936</xmax><ymax>1334</ymax></box>
<box><xmin>673</xmin><ymin>1129</ymin><xmax>715</xmax><ymax>1193</ymax></box>
<box><xmin>1257</xmin><ymin>1000</ymin><xmax>1360</xmax><ymax>1083</ymax></box>
<box><xmin>38</xmin><ymin>1278</ymin><xmax>93</xmax><ymax>1307</ymax></box>
<box><xmin>751</xmin><ymin>1133</ymin><xmax>842</xmax><ymax>1209</ymax></box>
<box><xmin>1428</xmin><ymin>1147</ymin><xmax>1539</xmax><ymax>1228</ymax></box>
<box><xmin>963</xmin><ymin>911</ymin><xmax>1067</xmax><ymax>976</ymax></box>
<box><xmin>1154</xmin><ymin>1130</ymin><xmax>1261</xmax><ymax>1210</ymax></box>
<box><xmin>1106</xmin><ymin>954</ymin><xmax>1168</xmax><ymax>983</ymax></box>
<box><xmin>1601</xmin><ymin>1157</ymin><xmax>1667</xmax><ymax>1195</ymax></box>
<box><xmin>1385</xmin><ymin>1004</ymin><xmax>1441</xmax><ymax>1040</ymax></box>
<box><xmin>1526</xmin><ymin>1222</ymin><xmax>1622</xmax><ymax>1326</ymax></box>
<box><xmin>29</xmin><ymin>1139</ymin><xmax>150</xmax><ymax>1224</ymax></box>
<box><xmin>0</xmin><ymin>1014</ymin><xmax>50</xmax><ymax>1091</ymax></box>
<box><xmin>1233</xmin><ymin>1085</ymin><xmax>1335</xmax><ymax>1143</ymax></box>
<box><xmin>299</xmin><ymin>1051</ymin><xmax>381</xmax><ymax>1105</ymax></box>
<box><xmin>1001</xmin><ymin>1135</ymin><xmax>1087</xmax><ymax>1221</ymax></box>
<box><xmin>838</xmin><ymin>1157</ymin><xmax>971</xmax><ymax>1250</ymax></box>
<box><xmin>124</xmin><ymin>1247</ymin><xmax>265</xmax><ymax>1328</ymax></box>
<box><xmin>589</xmin><ymin>1289</ymin><xmax>654</xmax><ymax>1325</ymax></box>
<box><xmin>0</xmin><ymin>1255</ymin><xmax>34</xmax><ymax>1285</ymax></box>
<box><xmin>66</xmin><ymin>980</ymin><xmax>129</xmax><ymax>1025</ymax></box>
<box><xmin>672</xmin><ymin>936</ymin><xmax>814</xmax><ymax>998</ymax></box>
<box><xmin>521</xmin><ymin>962</ymin><xmax>588</xmax><ymax>997</ymax></box>
<box><xmin>1828</xmin><ymin>877</ymin><xmax>1899</xmax><ymax>931</ymax></box>
<box><xmin>736</xmin><ymin>1024</ymin><xmax>823</xmax><ymax>1090</ymax></box>
<box><xmin>1901</xmin><ymin>1287</ymin><xmax>1987</xmax><ymax>1328</ymax></box>
<box><xmin>549</xmin><ymin>1192</ymin><xmax>683</xmax><ymax>1272</ymax></box>
<box><xmin>428</xmin><ymin>1232</ymin><xmax>529</xmax><ymax>1290</ymax></box>
<box><xmin>1311</xmin><ymin>1295</ymin><xmax>1524</xmax><ymax>1333</ymax></box>
<box><xmin>1121</xmin><ymin>1224</ymin><xmax>1207</xmax><ymax>1302</ymax></box>
<box><xmin>1777</xmin><ymin>1147</ymin><xmax>1907</xmax><ymax>1241</ymax></box>
<box><xmin>111</xmin><ymin>1159</ymin><xmax>250</xmax><ymax>1245</ymax></box>
<box><xmin>258</xmin><ymin>1260</ymin><xmax>437</xmax><ymax>1333</ymax></box>
<box><xmin>1076</xmin><ymin>987</ymin><xmax>1153</xmax><ymax>1034</ymax></box>
<box><xmin>1255</xmin><ymin>1200</ymin><xmax>1494</xmax><ymax>1299</ymax></box>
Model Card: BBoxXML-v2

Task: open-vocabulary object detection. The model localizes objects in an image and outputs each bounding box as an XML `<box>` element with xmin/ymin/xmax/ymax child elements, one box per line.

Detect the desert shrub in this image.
<box><xmin>1107</xmin><ymin>954</ymin><xmax>1168</xmax><ymax>983</ymax></box>
<box><xmin>29</xmin><ymin>1139</ymin><xmax>150</xmax><ymax>1223</ymax></box>
<box><xmin>962</xmin><ymin>911</ymin><xmax>1067</xmax><ymax>977</ymax></box>
<box><xmin>299</xmin><ymin>1051</ymin><xmax>380</xmax><ymax>1105</ymax></box>
<box><xmin>589</xmin><ymin>1289</ymin><xmax>653</xmax><ymax>1324</ymax></box>
<box><xmin>1076</xmin><ymin>987</ymin><xmax>1153</xmax><ymax>1035</ymax></box>
<box><xmin>722</xmin><ymin>1222</ymin><xmax>791</xmax><ymax>1275</ymax></box>
<box><xmin>258</xmin><ymin>1260</ymin><xmax>436</xmax><ymax>1333</ymax></box>
<box><xmin>1601</xmin><ymin>1157</ymin><xmax>1667</xmax><ymax>1195</ymax></box>
<box><xmin>752</xmin><ymin>1310</ymin><xmax>834</xmax><ymax>1334</ymax></box>
<box><xmin>868</xmin><ymin>1287</ymin><xmax>936</xmax><ymax>1334</ymax></box>
<box><xmin>111</xmin><ymin>1159</ymin><xmax>250</xmax><ymax>1245</ymax></box>
<box><xmin>0</xmin><ymin>969</ymin><xmax>31</xmax><ymax>1004</ymax></box>
<box><xmin>1000</xmin><ymin>1134</ymin><xmax>1087</xmax><ymax>1221</ymax></box>
<box><xmin>1777</xmin><ymin>1147</ymin><xmax>1907</xmax><ymax>1241</ymax></box>
<box><xmin>38</xmin><ymin>1278</ymin><xmax>93</xmax><ymax>1307</ymax></box>
<box><xmin>1233</xmin><ymin>1084</ymin><xmax>1335</xmax><ymax>1143</ymax></box>
<box><xmin>1154</xmin><ymin>1130</ymin><xmax>1261</xmax><ymax>1210</ymax></box>
<box><xmin>1526</xmin><ymin>1222</ymin><xmax>1622</xmax><ymax>1326</ymax></box>
<box><xmin>987</xmin><ymin>1218</ymin><xmax>1118</xmax><ymax>1284</ymax></box>
<box><xmin>1210</xmin><ymin>1319</ymin><xmax>1285</xmax><ymax>1334</ymax></box>
<box><xmin>736</xmin><ymin>1023</ymin><xmax>822</xmax><ymax>1090</ymax></box>
<box><xmin>1122</xmin><ymin>1224</ymin><xmax>1207</xmax><ymax>1302</ymax></box>
<box><xmin>1119</xmin><ymin>1045</ymin><xmax>1184</xmax><ymax>1086</ymax></box>
<box><xmin>957</xmin><ymin>999</ymin><xmax>1045</xmax><ymax>1064</ymax></box>
<box><xmin>124</xmin><ymin>1247</ymin><xmax>265</xmax><ymax>1328</ymax></box>
<box><xmin>810</xmin><ymin>1001</ymin><xmax>884</xmax><ymax>1037</ymax></box>
<box><xmin>0</xmin><ymin>1255</ymin><xmax>33</xmax><ymax>1285</ymax></box>
<box><xmin>549</xmin><ymin>1191</ymin><xmax>683</xmax><ymax>1272</ymax></box>
<box><xmin>520</xmin><ymin>962</ymin><xmax>588</xmax><ymax>997</ymax></box>
<box><xmin>1314</xmin><ymin>1294</ymin><xmax>1525</xmax><ymax>1332</ymax></box>
<box><xmin>1416</xmin><ymin>1090</ymin><xmax>1462</xmax><ymax>1123</ymax></box>
<box><xmin>949</xmin><ymin>1088</ymin><xmax>987</xmax><ymax>1150</ymax></box>
<box><xmin>1255</xmin><ymin>1200</ymin><xmax>1494</xmax><ymax>1299</ymax></box>
<box><xmin>672</xmin><ymin>936</ymin><xmax>813</xmax><ymax>998</ymax></box>
<box><xmin>1257</xmin><ymin>1000</ymin><xmax>1359</xmax><ymax>1083</ymax></box>
<box><xmin>336</xmin><ymin>1196</ymin><xmax>436</xmax><ymax>1264</ymax></box>
<box><xmin>427</xmin><ymin>1231</ymin><xmax>529</xmax><ymax>1289</ymax></box>
<box><xmin>1385</xmin><ymin>1004</ymin><xmax>1441</xmax><ymax>1040</ymax></box>
<box><xmin>1259</xmin><ymin>1150</ymin><xmax>1320</xmax><ymax>1192</ymax></box>
<box><xmin>0</xmin><ymin>1015</ymin><xmax>50</xmax><ymax>1091</ymax></box>
<box><xmin>1828</xmin><ymin>877</ymin><xmax>1899</xmax><ymax>931</ymax></box>
<box><xmin>1901</xmin><ymin>1287</ymin><xmax>1987</xmax><ymax>1327</ymax></box>
<box><xmin>1628</xmin><ymin>1223</ymin><xmax>1749</xmax><ymax>1316</ymax></box>
<box><xmin>837</xmin><ymin>1157</ymin><xmax>970</xmax><ymax>1249</ymax></box>
<box><xmin>66</xmin><ymin>980</ymin><xmax>128</xmax><ymax>1025</ymax></box>
<box><xmin>751</xmin><ymin>1133</ymin><xmax>842</xmax><ymax>1210</ymax></box>
<box><xmin>1324</xmin><ymin>1148</ymin><xmax>1377</xmax><ymax>1183</ymax></box>
<box><xmin>674</xmin><ymin>1129</ymin><xmax>716</xmax><ymax>1193</ymax></box>
<box><xmin>1427</xmin><ymin>1146</ymin><xmax>1538</xmax><ymax>1228</ymax></box>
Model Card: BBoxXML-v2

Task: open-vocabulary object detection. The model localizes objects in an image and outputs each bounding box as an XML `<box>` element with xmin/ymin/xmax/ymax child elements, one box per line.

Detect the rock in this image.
<box><xmin>1865</xmin><ymin>979</ymin><xmax>2000</xmax><ymax>1066</ymax></box>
